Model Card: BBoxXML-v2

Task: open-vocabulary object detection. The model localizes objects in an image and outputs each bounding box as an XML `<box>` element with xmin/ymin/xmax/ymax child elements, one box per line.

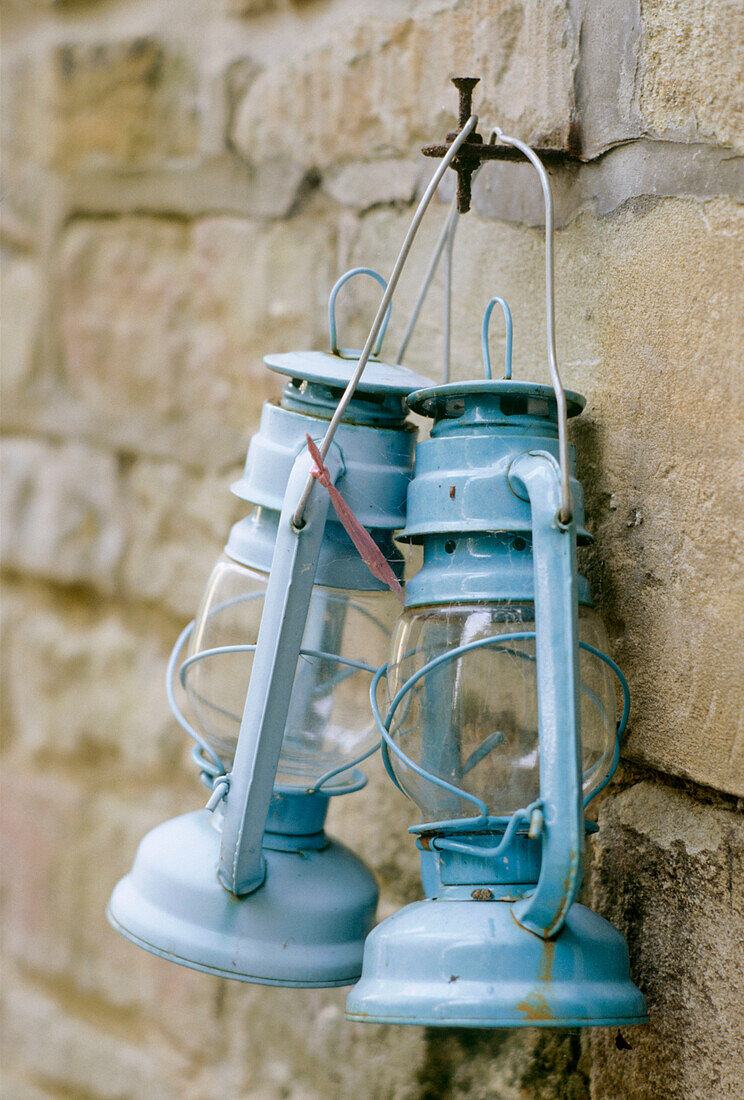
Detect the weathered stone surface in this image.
<box><xmin>57</xmin><ymin>213</ymin><xmax>336</xmax><ymax>468</ymax></box>
<box><xmin>223</xmin><ymin>0</ymin><xmax>277</xmax><ymax>14</ymax></box>
<box><xmin>583</xmin><ymin>198</ymin><xmax>744</xmax><ymax>797</ymax></box>
<box><xmin>323</xmin><ymin>158</ymin><xmax>420</xmax><ymax>211</ymax></box>
<box><xmin>330</xmin><ymin>753</ymin><xmax>422</xmax><ymax>911</ymax></box>
<box><xmin>639</xmin><ymin>0</ymin><xmax>744</xmax><ymax>153</ymax></box>
<box><xmin>588</xmin><ymin>780</ymin><xmax>744</xmax><ymax>1099</ymax></box>
<box><xmin>48</xmin><ymin>38</ymin><xmax>198</xmax><ymax>169</ymax></box>
<box><xmin>57</xmin><ymin>157</ymin><xmax>313</xmax><ymax>220</ymax></box>
<box><xmin>1</xmin><ymin>583</ymin><xmax>177</xmax><ymax>777</ymax></box>
<box><xmin>120</xmin><ymin>457</ymin><xmax>242</xmax><ymax>619</ymax></box>
<box><xmin>0</xmin><ymin>766</ymin><xmax>227</xmax><ymax>1062</ymax></box>
<box><xmin>0</xmin><ymin>52</ymin><xmax>44</xmax><ymax>230</ymax></box>
<box><xmin>220</xmin><ymin>987</ymin><xmax>589</xmax><ymax>1099</ymax></box>
<box><xmin>0</xmin><ymin>436</ymin><xmax>242</xmax><ymax>615</ymax></box>
<box><xmin>1</xmin><ymin>437</ymin><xmax>125</xmax><ymax>590</ymax></box>
<box><xmin>2</xmin><ymin>974</ymin><xmax>184</xmax><ymax>1100</ymax></box>
<box><xmin>568</xmin><ymin>0</ymin><xmax>643</xmax><ymax>158</ymax></box>
<box><xmin>472</xmin><ymin>139</ymin><xmax>744</xmax><ymax>226</ymax></box>
<box><xmin>567</xmin><ymin>0</ymin><xmax>744</xmax><ymax>160</ymax></box>
<box><xmin>232</xmin><ymin>1</ymin><xmax>578</xmax><ymax>169</ymax></box>
<box><xmin>0</xmin><ymin>247</ymin><xmax>43</xmax><ymax>396</ymax></box>
<box><xmin>2</xmin><ymin>0</ymin><xmax>743</xmax><ymax>1095</ymax></box>
<box><xmin>220</xmin><ymin>980</ymin><xmax>427</xmax><ymax>1100</ymax></box>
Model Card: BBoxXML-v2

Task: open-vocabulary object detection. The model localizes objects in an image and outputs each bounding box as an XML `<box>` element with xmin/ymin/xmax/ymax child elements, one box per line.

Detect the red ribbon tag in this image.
<box><xmin>306</xmin><ymin>435</ymin><xmax>403</xmax><ymax>603</ymax></box>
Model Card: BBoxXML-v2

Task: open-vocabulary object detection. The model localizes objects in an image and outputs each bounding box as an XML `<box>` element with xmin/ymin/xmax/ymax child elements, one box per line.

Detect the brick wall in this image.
<box><xmin>2</xmin><ymin>2</ymin><xmax>742</xmax><ymax>1097</ymax></box>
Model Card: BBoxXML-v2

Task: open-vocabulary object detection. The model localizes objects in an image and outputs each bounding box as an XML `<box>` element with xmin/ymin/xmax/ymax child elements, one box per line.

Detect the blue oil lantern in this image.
<box><xmin>106</xmin><ymin>73</ymin><xmax>648</xmax><ymax>1027</ymax></box>
<box><xmin>107</xmin><ymin>269</ymin><xmax>431</xmax><ymax>987</ymax></box>
<box><xmin>347</xmin><ymin>168</ymin><xmax>648</xmax><ymax>1028</ymax></box>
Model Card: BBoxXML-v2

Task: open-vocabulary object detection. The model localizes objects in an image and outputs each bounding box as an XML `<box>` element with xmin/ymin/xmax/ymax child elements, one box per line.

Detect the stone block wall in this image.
<box><xmin>2</xmin><ymin>1</ymin><xmax>742</xmax><ymax>1097</ymax></box>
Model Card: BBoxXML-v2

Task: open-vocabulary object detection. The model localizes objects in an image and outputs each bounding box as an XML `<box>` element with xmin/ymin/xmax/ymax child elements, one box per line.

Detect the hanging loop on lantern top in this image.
<box><xmin>481</xmin><ymin>296</ymin><xmax>513</xmax><ymax>379</ymax></box>
<box><xmin>328</xmin><ymin>268</ymin><xmax>392</xmax><ymax>360</ymax></box>
<box><xmin>489</xmin><ymin>128</ymin><xmax>571</xmax><ymax>523</ymax></box>
<box><xmin>395</xmin><ymin>193</ymin><xmax>461</xmax><ymax>380</ymax></box>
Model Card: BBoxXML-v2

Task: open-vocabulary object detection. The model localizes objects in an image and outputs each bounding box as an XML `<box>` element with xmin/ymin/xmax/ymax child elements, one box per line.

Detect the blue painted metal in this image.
<box><xmin>507</xmin><ymin>450</ymin><xmax>582</xmax><ymax>938</ymax></box>
<box><xmin>265</xmin><ymin>352</ymin><xmax>431</xmax><ymax>396</ymax></box>
<box><xmin>227</xmin><ymin>399</ymin><xmax>420</xmax><ymax>591</ymax></box>
<box><xmin>407</xmin><ymin>379</ymin><xmax>585</xmax><ymax>420</ymax></box>
<box><xmin>218</xmin><ymin>444</ymin><xmax>342</xmax><ymax>895</ymax></box>
<box><xmin>110</xmin><ymin>440</ymin><xmax>390</xmax><ymax>981</ymax></box>
<box><xmin>108</xmin><ymin>807</ymin><xmax>377</xmax><ymax>987</ymax></box>
<box><xmin>108</xmin><ymin>267</ymin><xmax>432</xmax><ymax>986</ymax></box>
<box><xmin>348</xmin><ymin>304</ymin><xmax>647</xmax><ymax>1024</ymax></box>
<box><xmin>397</xmin><ymin>387</ymin><xmax>591</xmax><ymax>568</ymax></box>
<box><xmin>345</xmin><ymin>899</ymin><xmax>648</xmax><ymax>1027</ymax></box>
<box><xmin>404</xmin><ymin>533</ymin><xmax>593</xmax><ymax>607</ymax></box>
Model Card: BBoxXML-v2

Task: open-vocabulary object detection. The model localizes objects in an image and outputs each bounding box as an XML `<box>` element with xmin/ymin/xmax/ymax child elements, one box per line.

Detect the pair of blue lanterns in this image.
<box><xmin>108</xmin><ymin>85</ymin><xmax>647</xmax><ymax>1029</ymax></box>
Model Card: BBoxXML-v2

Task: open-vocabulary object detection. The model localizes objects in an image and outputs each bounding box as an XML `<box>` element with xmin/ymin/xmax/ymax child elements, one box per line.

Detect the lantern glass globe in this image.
<box><xmin>386</xmin><ymin>602</ymin><xmax>617</xmax><ymax>821</ymax></box>
<box><xmin>186</xmin><ymin>553</ymin><xmax>397</xmax><ymax>787</ymax></box>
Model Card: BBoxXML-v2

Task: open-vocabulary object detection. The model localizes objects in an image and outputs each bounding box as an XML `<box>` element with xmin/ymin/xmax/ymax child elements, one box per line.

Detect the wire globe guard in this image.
<box><xmin>348</xmin><ymin>654</ymin><xmax>647</xmax><ymax>1026</ymax></box>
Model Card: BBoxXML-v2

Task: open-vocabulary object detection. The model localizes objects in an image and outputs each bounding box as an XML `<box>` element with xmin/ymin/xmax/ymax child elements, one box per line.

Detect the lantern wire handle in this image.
<box><xmin>490</xmin><ymin>128</ymin><xmax>571</xmax><ymax>523</ymax></box>
<box><xmin>396</xmin><ymin>195</ymin><xmax>459</xmax><ymax>367</ymax></box>
<box><xmin>481</xmin><ymin>296</ymin><xmax>513</xmax><ymax>379</ymax></box>
<box><xmin>291</xmin><ymin>116</ymin><xmax>478</xmax><ymax>530</ymax></box>
<box><xmin>442</xmin><ymin>195</ymin><xmax>458</xmax><ymax>382</ymax></box>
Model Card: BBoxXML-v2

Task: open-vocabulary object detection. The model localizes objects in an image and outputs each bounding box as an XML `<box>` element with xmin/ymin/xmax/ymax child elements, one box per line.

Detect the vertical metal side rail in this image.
<box><xmin>508</xmin><ymin>450</ymin><xmax>583</xmax><ymax>938</ymax></box>
<box><xmin>218</xmin><ymin>444</ymin><xmax>344</xmax><ymax>896</ymax></box>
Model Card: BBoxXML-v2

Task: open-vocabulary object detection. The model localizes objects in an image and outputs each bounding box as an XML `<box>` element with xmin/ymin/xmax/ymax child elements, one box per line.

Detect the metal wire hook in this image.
<box><xmin>396</xmin><ymin>195</ymin><xmax>459</xmax><ymax>368</ymax></box>
<box><xmin>489</xmin><ymin>127</ymin><xmax>571</xmax><ymax>523</ymax></box>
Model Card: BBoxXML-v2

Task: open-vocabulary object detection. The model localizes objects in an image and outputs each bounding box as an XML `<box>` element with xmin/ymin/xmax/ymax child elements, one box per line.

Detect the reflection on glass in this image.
<box><xmin>386</xmin><ymin>602</ymin><xmax>616</xmax><ymax>821</ymax></box>
<box><xmin>185</xmin><ymin>555</ymin><xmax>397</xmax><ymax>787</ymax></box>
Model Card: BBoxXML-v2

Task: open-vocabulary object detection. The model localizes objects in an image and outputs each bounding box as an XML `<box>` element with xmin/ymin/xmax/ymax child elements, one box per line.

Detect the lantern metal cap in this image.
<box><xmin>346</xmin><ymin>898</ymin><xmax>647</xmax><ymax>1028</ymax></box>
<box><xmin>108</xmin><ymin>809</ymin><xmax>378</xmax><ymax>988</ymax></box>
<box><xmin>406</xmin><ymin>379</ymin><xmax>586</xmax><ymax>421</ymax></box>
<box><xmin>265</xmin><ymin>350</ymin><xmax>432</xmax><ymax>396</ymax></box>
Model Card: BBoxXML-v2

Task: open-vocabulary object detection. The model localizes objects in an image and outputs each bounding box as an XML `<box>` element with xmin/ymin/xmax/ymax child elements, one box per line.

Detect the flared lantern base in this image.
<box><xmin>108</xmin><ymin>809</ymin><xmax>378</xmax><ymax>987</ymax></box>
<box><xmin>346</xmin><ymin>897</ymin><xmax>647</xmax><ymax>1027</ymax></box>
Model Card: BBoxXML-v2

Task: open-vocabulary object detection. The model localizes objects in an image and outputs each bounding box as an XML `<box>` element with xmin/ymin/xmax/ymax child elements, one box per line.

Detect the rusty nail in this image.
<box><xmin>451</xmin><ymin>76</ymin><xmax>479</xmax><ymax>128</ymax></box>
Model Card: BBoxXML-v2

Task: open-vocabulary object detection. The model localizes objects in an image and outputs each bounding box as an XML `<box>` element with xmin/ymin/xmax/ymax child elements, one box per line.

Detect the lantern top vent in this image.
<box><xmin>265</xmin><ymin>350</ymin><xmax>431</xmax><ymax>398</ymax></box>
<box><xmin>263</xmin><ymin>266</ymin><xmax>432</xmax><ymax>426</ymax></box>
<box><xmin>407</xmin><ymin>379</ymin><xmax>585</xmax><ymax>426</ymax></box>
